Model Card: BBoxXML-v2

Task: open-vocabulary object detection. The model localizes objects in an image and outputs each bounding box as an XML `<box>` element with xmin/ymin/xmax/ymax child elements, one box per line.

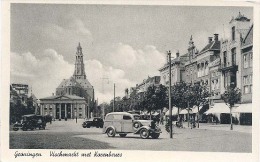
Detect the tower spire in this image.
<box><xmin>73</xmin><ymin>43</ymin><xmax>86</xmax><ymax>79</ymax></box>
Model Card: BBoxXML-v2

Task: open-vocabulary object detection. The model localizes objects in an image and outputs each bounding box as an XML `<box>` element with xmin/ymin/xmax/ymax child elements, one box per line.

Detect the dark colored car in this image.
<box><xmin>82</xmin><ymin>117</ymin><xmax>104</xmax><ymax>128</ymax></box>
<box><xmin>13</xmin><ymin>114</ymin><xmax>46</xmax><ymax>131</ymax></box>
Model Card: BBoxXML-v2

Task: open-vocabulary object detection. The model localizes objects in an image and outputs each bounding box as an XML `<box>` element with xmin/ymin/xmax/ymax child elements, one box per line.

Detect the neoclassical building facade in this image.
<box><xmin>39</xmin><ymin>43</ymin><xmax>94</xmax><ymax>120</ymax></box>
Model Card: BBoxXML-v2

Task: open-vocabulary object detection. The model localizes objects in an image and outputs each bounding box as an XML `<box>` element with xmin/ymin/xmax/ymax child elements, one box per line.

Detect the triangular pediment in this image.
<box><xmin>40</xmin><ymin>95</ymin><xmax>85</xmax><ymax>101</ymax></box>
<box><xmin>56</xmin><ymin>96</ymin><xmax>70</xmax><ymax>100</ymax></box>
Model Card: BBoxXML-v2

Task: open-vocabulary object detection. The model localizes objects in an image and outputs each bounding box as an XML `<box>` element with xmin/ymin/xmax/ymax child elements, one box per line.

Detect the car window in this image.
<box><xmin>123</xmin><ymin>115</ymin><xmax>132</xmax><ymax>120</ymax></box>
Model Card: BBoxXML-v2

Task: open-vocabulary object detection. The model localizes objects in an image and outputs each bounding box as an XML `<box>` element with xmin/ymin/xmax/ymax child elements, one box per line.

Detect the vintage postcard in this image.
<box><xmin>1</xmin><ymin>0</ymin><xmax>260</xmax><ymax>162</ymax></box>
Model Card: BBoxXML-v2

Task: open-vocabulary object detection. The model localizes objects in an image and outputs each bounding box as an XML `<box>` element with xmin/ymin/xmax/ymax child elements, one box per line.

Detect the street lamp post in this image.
<box><xmin>167</xmin><ymin>50</ymin><xmax>173</xmax><ymax>138</ymax></box>
<box><xmin>113</xmin><ymin>83</ymin><xmax>115</xmax><ymax>112</ymax></box>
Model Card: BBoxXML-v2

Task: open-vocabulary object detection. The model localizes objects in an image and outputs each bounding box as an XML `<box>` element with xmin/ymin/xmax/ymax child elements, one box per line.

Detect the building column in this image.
<box><xmin>74</xmin><ymin>103</ymin><xmax>77</xmax><ymax>119</ymax></box>
<box><xmin>53</xmin><ymin>104</ymin><xmax>56</xmax><ymax>120</ymax></box>
<box><xmin>41</xmin><ymin>104</ymin><xmax>44</xmax><ymax>115</ymax></box>
<box><xmin>59</xmin><ymin>103</ymin><xmax>61</xmax><ymax>121</ymax></box>
<box><xmin>40</xmin><ymin>104</ymin><xmax>43</xmax><ymax>115</ymax></box>
<box><xmin>65</xmin><ymin>103</ymin><xmax>67</xmax><ymax>119</ymax></box>
<box><xmin>83</xmin><ymin>104</ymin><xmax>86</xmax><ymax>119</ymax></box>
<box><xmin>70</xmin><ymin>104</ymin><xmax>73</xmax><ymax>119</ymax></box>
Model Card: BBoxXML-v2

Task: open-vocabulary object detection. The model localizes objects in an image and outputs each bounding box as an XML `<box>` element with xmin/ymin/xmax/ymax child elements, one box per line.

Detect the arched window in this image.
<box><xmin>201</xmin><ymin>63</ymin><xmax>204</xmax><ymax>76</ymax></box>
<box><xmin>205</xmin><ymin>62</ymin><xmax>209</xmax><ymax>75</ymax></box>
<box><xmin>197</xmin><ymin>64</ymin><xmax>200</xmax><ymax>77</ymax></box>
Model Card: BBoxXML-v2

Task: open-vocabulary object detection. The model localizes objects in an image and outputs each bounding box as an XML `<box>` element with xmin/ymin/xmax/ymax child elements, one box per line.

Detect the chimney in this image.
<box><xmin>208</xmin><ymin>37</ymin><xmax>213</xmax><ymax>43</ymax></box>
<box><xmin>214</xmin><ymin>34</ymin><xmax>219</xmax><ymax>41</ymax></box>
<box><xmin>176</xmin><ymin>51</ymin><xmax>180</xmax><ymax>58</ymax></box>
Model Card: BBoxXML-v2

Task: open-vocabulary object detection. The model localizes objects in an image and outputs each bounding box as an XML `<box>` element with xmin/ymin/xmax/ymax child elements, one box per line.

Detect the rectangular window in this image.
<box><xmin>231</xmin><ymin>48</ymin><xmax>236</xmax><ymax>66</ymax></box>
<box><xmin>223</xmin><ymin>51</ymin><xmax>227</xmax><ymax>67</ymax></box>
<box><xmin>244</xmin><ymin>86</ymin><xmax>249</xmax><ymax>94</ymax></box>
<box><xmin>244</xmin><ymin>54</ymin><xmax>248</xmax><ymax>68</ymax></box>
<box><xmin>211</xmin><ymin>80</ymin><xmax>215</xmax><ymax>90</ymax></box>
<box><xmin>243</xmin><ymin>76</ymin><xmax>248</xmax><ymax>84</ymax></box>
<box><xmin>216</xmin><ymin>79</ymin><xmax>219</xmax><ymax>89</ymax></box>
<box><xmin>243</xmin><ymin>75</ymin><xmax>252</xmax><ymax>94</ymax></box>
<box><xmin>249</xmin><ymin>74</ymin><xmax>252</xmax><ymax>84</ymax></box>
<box><xmin>249</xmin><ymin>52</ymin><xmax>253</xmax><ymax>67</ymax></box>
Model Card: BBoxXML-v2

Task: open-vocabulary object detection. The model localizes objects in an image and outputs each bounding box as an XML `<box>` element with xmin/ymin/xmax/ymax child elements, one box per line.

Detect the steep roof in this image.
<box><xmin>199</xmin><ymin>40</ymin><xmax>220</xmax><ymax>54</ymax></box>
<box><xmin>76</xmin><ymin>78</ymin><xmax>93</xmax><ymax>89</ymax></box>
<box><xmin>242</xmin><ymin>24</ymin><xmax>253</xmax><ymax>48</ymax></box>
<box><xmin>57</xmin><ymin>77</ymin><xmax>81</xmax><ymax>89</ymax></box>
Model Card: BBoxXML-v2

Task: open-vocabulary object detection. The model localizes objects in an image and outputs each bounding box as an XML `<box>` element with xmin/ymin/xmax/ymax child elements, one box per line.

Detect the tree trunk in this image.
<box><xmin>197</xmin><ymin>106</ymin><xmax>200</xmax><ymax>128</ymax></box>
<box><xmin>230</xmin><ymin>107</ymin><xmax>233</xmax><ymax>130</ymax></box>
<box><xmin>187</xmin><ymin>102</ymin><xmax>190</xmax><ymax>128</ymax></box>
<box><xmin>177</xmin><ymin>107</ymin><xmax>180</xmax><ymax>121</ymax></box>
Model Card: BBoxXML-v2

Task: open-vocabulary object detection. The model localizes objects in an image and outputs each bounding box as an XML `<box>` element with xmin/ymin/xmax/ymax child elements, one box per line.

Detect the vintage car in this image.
<box><xmin>13</xmin><ymin>114</ymin><xmax>46</xmax><ymax>131</ymax></box>
<box><xmin>102</xmin><ymin>112</ymin><xmax>161</xmax><ymax>139</ymax></box>
<box><xmin>82</xmin><ymin>117</ymin><xmax>104</xmax><ymax>128</ymax></box>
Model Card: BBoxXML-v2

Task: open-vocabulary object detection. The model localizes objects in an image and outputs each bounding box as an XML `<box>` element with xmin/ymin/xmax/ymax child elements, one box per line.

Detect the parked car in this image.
<box><xmin>13</xmin><ymin>114</ymin><xmax>46</xmax><ymax>131</ymax></box>
<box><xmin>82</xmin><ymin>117</ymin><xmax>104</xmax><ymax>128</ymax></box>
<box><xmin>102</xmin><ymin>112</ymin><xmax>161</xmax><ymax>139</ymax></box>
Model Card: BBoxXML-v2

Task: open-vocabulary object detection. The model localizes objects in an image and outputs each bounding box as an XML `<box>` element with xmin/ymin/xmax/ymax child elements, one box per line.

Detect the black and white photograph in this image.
<box><xmin>1</xmin><ymin>1</ymin><xmax>260</xmax><ymax>162</ymax></box>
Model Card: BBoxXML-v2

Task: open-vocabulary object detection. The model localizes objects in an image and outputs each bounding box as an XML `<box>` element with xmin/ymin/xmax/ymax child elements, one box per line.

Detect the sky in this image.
<box><xmin>10</xmin><ymin>4</ymin><xmax>253</xmax><ymax>103</ymax></box>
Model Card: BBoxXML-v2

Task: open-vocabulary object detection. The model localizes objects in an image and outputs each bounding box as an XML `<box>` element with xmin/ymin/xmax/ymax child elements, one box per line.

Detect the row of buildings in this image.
<box><xmin>127</xmin><ymin>12</ymin><xmax>253</xmax><ymax>125</ymax></box>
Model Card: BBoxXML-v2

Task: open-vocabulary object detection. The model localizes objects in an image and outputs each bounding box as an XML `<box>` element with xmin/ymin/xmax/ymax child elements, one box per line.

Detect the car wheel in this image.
<box><xmin>83</xmin><ymin>125</ymin><xmax>87</xmax><ymax>128</ymax></box>
<box><xmin>140</xmin><ymin>129</ymin><xmax>149</xmax><ymax>139</ymax></box>
<box><xmin>43</xmin><ymin>126</ymin><xmax>45</xmax><ymax>130</ymax></box>
<box><xmin>96</xmin><ymin>125</ymin><xmax>99</xmax><ymax>128</ymax></box>
<box><xmin>107</xmin><ymin>128</ymin><xmax>116</xmax><ymax>137</ymax></box>
<box><xmin>151</xmin><ymin>133</ymin><xmax>160</xmax><ymax>139</ymax></box>
<box><xmin>86</xmin><ymin>125</ymin><xmax>90</xmax><ymax>128</ymax></box>
<box><xmin>119</xmin><ymin>134</ymin><xmax>127</xmax><ymax>137</ymax></box>
<box><xmin>100</xmin><ymin>125</ymin><xmax>103</xmax><ymax>128</ymax></box>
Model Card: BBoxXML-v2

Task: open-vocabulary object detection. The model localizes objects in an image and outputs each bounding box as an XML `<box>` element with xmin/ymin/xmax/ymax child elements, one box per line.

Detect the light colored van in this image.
<box><xmin>102</xmin><ymin>112</ymin><xmax>161</xmax><ymax>139</ymax></box>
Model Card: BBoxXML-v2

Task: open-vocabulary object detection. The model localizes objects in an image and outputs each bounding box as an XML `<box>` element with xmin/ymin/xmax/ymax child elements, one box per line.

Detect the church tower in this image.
<box><xmin>73</xmin><ymin>42</ymin><xmax>86</xmax><ymax>80</ymax></box>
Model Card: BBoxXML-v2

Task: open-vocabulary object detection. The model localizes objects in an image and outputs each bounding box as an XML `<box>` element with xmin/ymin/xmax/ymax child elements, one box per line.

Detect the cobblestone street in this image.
<box><xmin>10</xmin><ymin>119</ymin><xmax>252</xmax><ymax>152</ymax></box>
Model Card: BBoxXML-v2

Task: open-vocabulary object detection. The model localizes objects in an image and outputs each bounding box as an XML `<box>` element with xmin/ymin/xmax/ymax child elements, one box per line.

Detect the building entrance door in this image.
<box><xmin>67</xmin><ymin>104</ymin><xmax>71</xmax><ymax>119</ymax></box>
<box><xmin>61</xmin><ymin>104</ymin><xmax>65</xmax><ymax>119</ymax></box>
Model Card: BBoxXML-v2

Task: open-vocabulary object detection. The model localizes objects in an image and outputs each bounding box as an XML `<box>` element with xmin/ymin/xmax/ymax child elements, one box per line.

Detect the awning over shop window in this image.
<box><xmin>165</xmin><ymin>107</ymin><xmax>178</xmax><ymax>116</ymax></box>
<box><xmin>233</xmin><ymin>103</ymin><xmax>252</xmax><ymax>113</ymax></box>
<box><xmin>204</xmin><ymin>103</ymin><xmax>231</xmax><ymax>115</ymax></box>
<box><xmin>179</xmin><ymin>108</ymin><xmax>193</xmax><ymax>114</ymax></box>
<box><xmin>179</xmin><ymin>109</ymin><xmax>188</xmax><ymax>114</ymax></box>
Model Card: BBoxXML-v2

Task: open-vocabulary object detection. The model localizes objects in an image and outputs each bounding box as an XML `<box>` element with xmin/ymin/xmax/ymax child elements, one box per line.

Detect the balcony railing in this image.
<box><xmin>219</xmin><ymin>62</ymin><xmax>238</xmax><ymax>71</ymax></box>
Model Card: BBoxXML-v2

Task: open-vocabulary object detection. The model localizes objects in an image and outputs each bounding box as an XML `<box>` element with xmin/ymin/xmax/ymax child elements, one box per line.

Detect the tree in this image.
<box><xmin>221</xmin><ymin>84</ymin><xmax>241</xmax><ymax>130</ymax></box>
<box><xmin>191</xmin><ymin>82</ymin><xmax>210</xmax><ymax>128</ymax></box>
<box><xmin>171</xmin><ymin>82</ymin><xmax>192</xmax><ymax>121</ymax></box>
<box><xmin>143</xmin><ymin>84</ymin><xmax>167</xmax><ymax>119</ymax></box>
